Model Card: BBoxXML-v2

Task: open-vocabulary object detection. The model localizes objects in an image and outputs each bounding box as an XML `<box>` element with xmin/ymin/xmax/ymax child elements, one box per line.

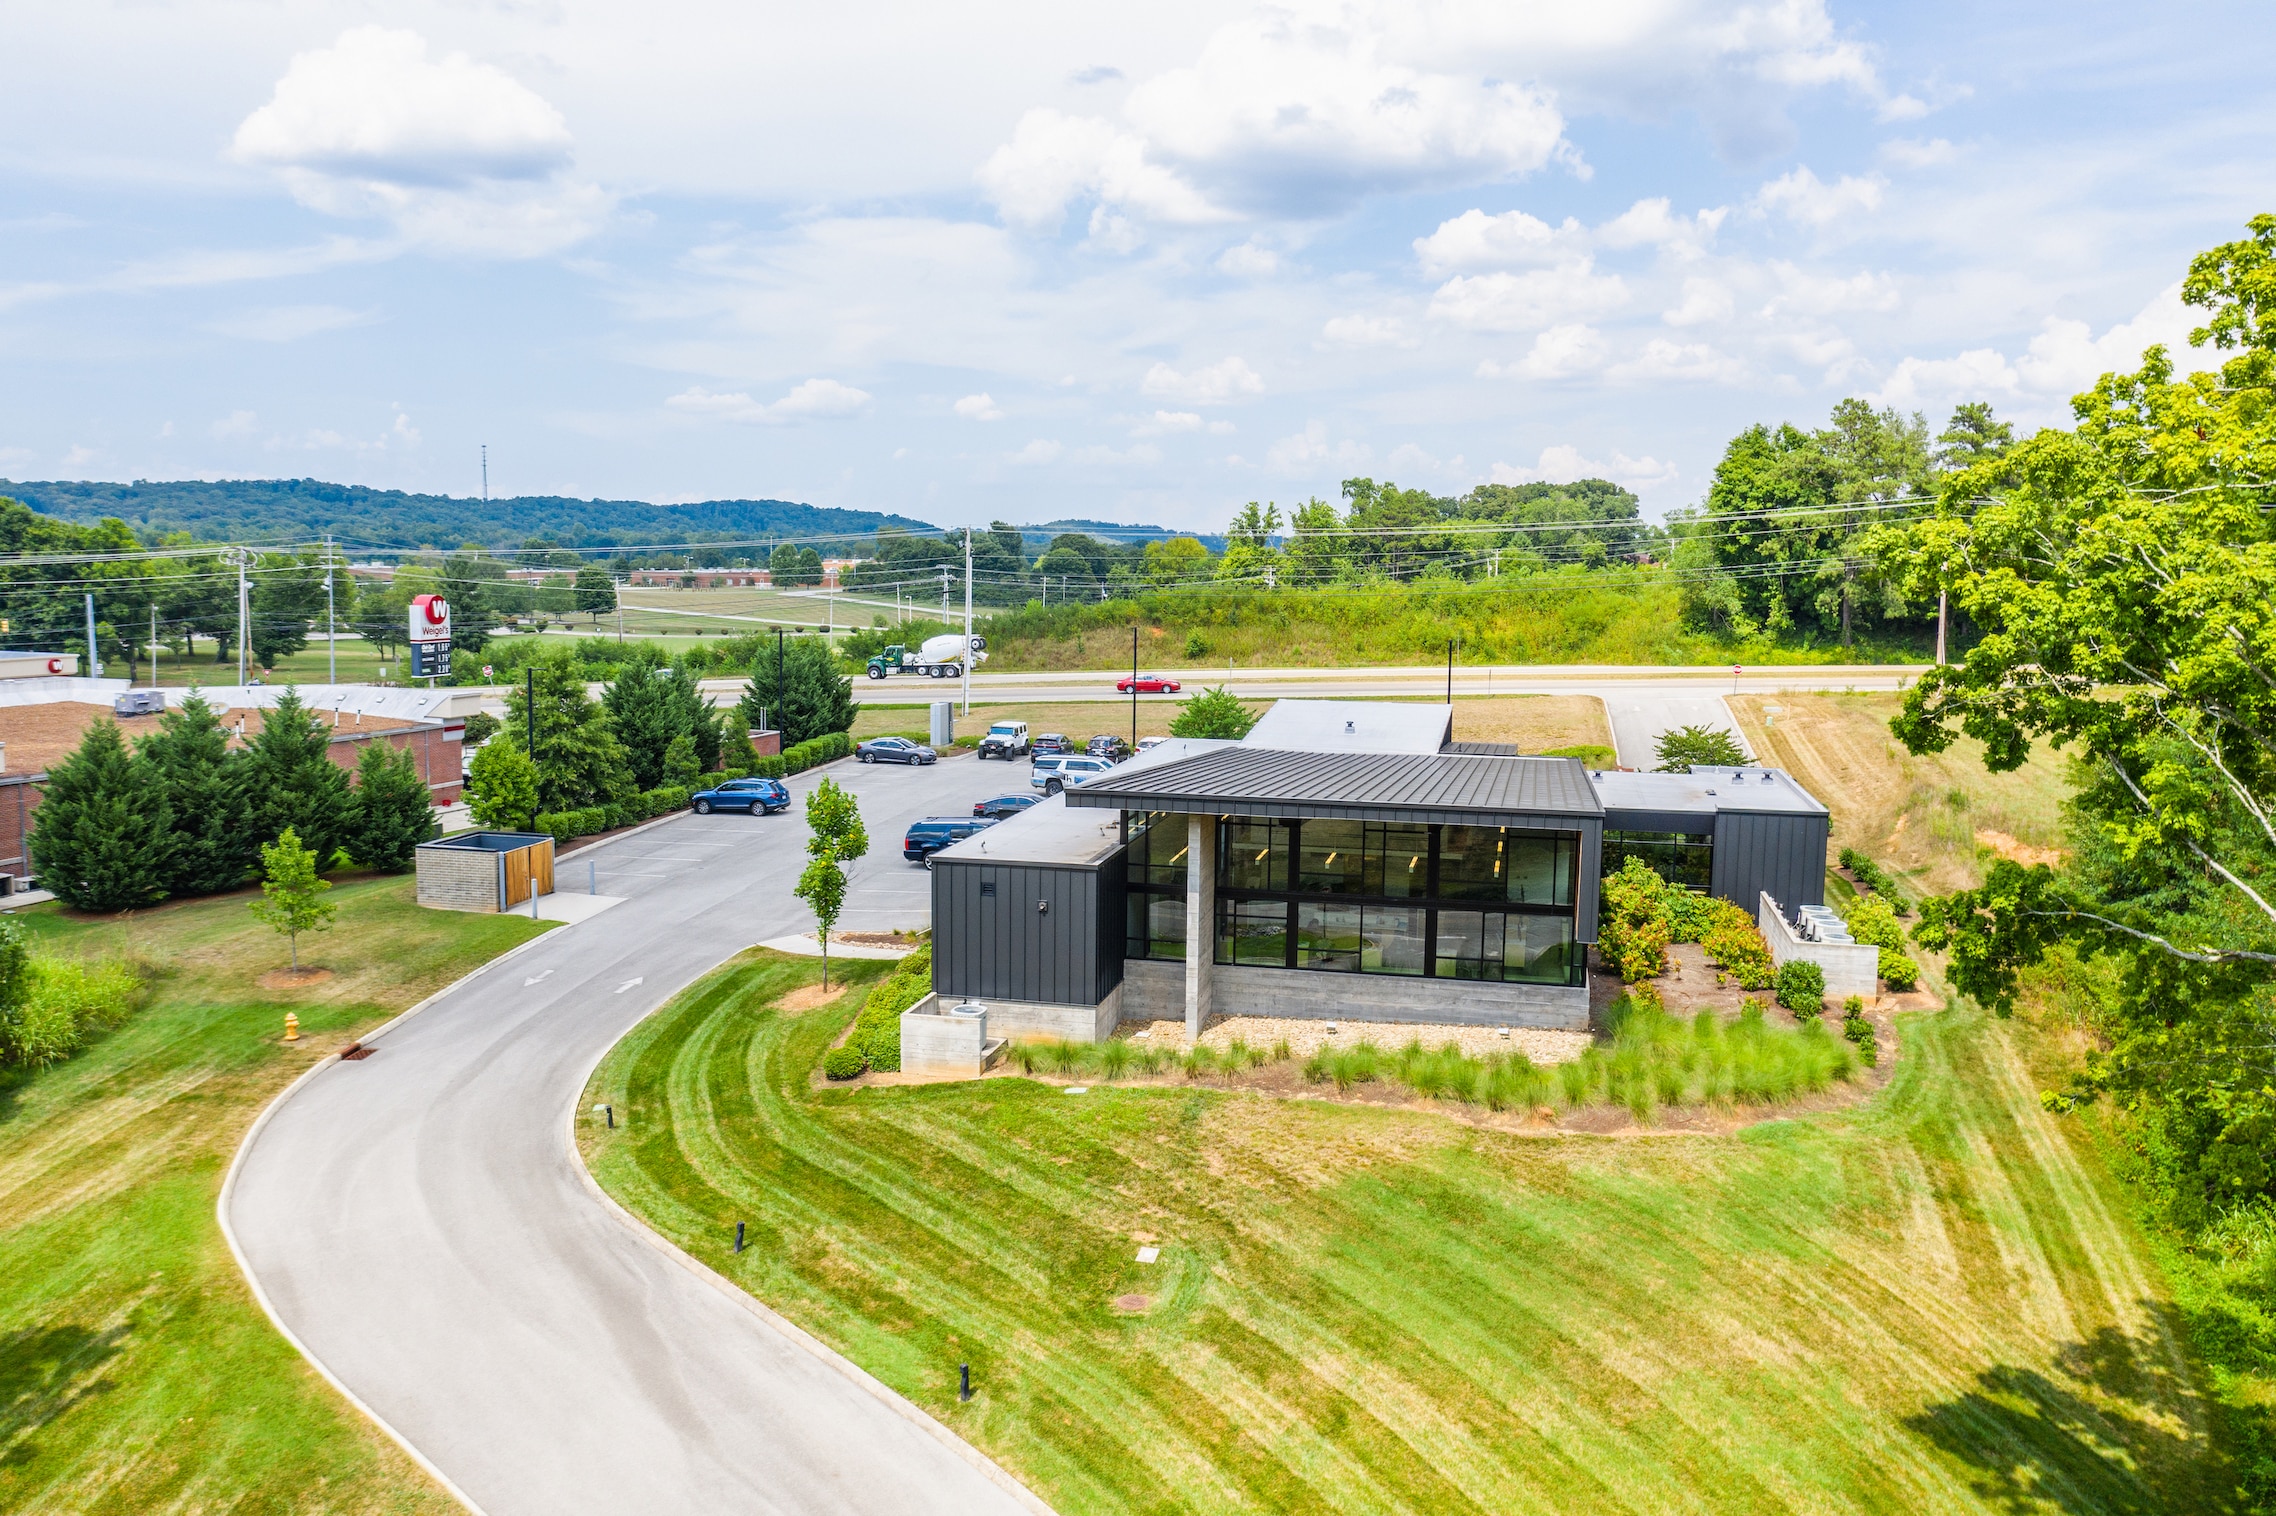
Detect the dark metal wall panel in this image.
<box><xmin>1095</xmin><ymin>845</ymin><xmax>1128</xmax><ymax>1002</ymax></box>
<box><xmin>933</xmin><ymin>858</ymin><xmax>1107</xmax><ymax>1006</ymax></box>
<box><xmin>1710</xmin><ymin>812</ymin><xmax>1828</xmax><ymax>918</ymax></box>
<box><xmin>1574</xmin><ymin>818</ymin><xmax>1603</xmax><ymax>944</ymax></box>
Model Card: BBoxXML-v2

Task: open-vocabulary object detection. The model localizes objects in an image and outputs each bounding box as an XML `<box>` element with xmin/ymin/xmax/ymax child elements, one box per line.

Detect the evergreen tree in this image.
<box><xmin>602</xmin><ymin>645</ymin><xmax>687</xmax><ymax>790</ymax></box>
<box><xmin>137</xmin><ymin>691</ymin><xmax>256</xmax><ymax>896</ymax></box>
<box><xmin>29</xmin><ymin>719</ymin><xmax>175</xmax><ymax>911</ymax></box>
<box><xmin>241</xmin><ymin>690</ymin><xmax>354</xmax><ymax>866</ymax></box>
<box><xmin>347</xmin><ymin>741</ymin><xmax>438</xmax><ymax>870</ymax></box>
<box><xmin>739</xmin><ymin>636</ymin><xmax>853</xmax><ymax>747</ymax></box>
<box><xmin>670</xmin><ymin>654</ymin><xmax>722</xmax><ymax>771</ymax></box>
<box><xmin>720</xmin><ymin>722</ymin><xmax>760</xmax><ymax>773</ymax></box>
<box><xmin>506</xmin><ymin>658</ymin><xmax>634</xmax><ymax>812</ymax></box>
<box><xmin>662</xmin><ymin>733</ymin><xmax>701</xmax><ymax>788</ymax></box>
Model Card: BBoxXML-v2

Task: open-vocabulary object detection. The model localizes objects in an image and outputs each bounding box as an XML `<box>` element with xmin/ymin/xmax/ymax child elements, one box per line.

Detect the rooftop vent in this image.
<box><xmin>1345</xmin><ymin>719</ymin><xmax>1355</xmax><ymax>733</ymax></box>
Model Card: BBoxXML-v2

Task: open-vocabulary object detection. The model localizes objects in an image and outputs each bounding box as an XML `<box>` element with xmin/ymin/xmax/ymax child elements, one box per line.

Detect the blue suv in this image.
<box><xmin>690</xmin><ymin>777</ymin><xmax>791</xmax><ymax>815</ymax></box>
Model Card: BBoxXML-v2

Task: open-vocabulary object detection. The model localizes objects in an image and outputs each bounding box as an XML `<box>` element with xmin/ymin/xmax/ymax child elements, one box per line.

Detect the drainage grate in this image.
<box><xmin>338</xmin><ymin>1043</ymin><xmax>376</xmax><ymax>1062</ymax></box>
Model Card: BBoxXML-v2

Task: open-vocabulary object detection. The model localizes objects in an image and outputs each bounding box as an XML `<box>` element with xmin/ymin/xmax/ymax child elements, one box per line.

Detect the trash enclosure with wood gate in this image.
<box><xmin>415</xmin><ymin>831</ymin><xmax>556</xmax><ymax>913</ymax></box>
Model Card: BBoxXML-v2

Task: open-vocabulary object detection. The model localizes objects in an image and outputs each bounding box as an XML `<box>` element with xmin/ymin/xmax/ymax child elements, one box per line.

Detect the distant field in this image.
<box><xmin>612</xmin><ymin>585</ymin><xmax>909</xmax><ymax>638</ymax></box>
<box><xmin>848</xmin><ymin>694</ymin><xmax>1613</xmax><ymax>755</ymax></box>
<box><xmin>587</xmin><ymin>950</ymin><xmax>2233</xmax><ymax>1514</ymax></box>
<box><xmin>0</xmin><ymin>877</ymin><xmax>548</xmax><ymax>1512</ymax></box>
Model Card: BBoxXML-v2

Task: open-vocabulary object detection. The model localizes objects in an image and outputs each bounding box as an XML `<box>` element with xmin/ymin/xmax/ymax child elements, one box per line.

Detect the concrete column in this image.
<box><xmin>1183</xmin><ymin>813</ymin><xmax>1215</xmax><ymax>1040</ymax></box>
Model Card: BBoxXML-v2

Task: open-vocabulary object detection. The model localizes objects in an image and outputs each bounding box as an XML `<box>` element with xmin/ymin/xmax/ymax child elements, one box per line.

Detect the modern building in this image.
<box><xmin>928</xmin><ymin>701</ymin><xmax>1831</xmax><ymax>1042</ymax></box>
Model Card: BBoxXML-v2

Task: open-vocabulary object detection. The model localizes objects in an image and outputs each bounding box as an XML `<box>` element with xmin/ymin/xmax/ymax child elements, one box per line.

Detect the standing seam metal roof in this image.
<box><xmin>1062</xmin><ymin>745</ymin><xmax>1603</xmax><ymax>820</ymax></box>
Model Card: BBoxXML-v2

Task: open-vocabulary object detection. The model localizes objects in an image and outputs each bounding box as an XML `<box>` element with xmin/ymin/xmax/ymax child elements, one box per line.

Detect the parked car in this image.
<box><xmin>1030</xmin><ymin>732</ymin><xmax>1073</xmax><ymax>756</ymax></box>
<box><xmin>690</xmin><ymin>777</ymin><xmax>790</xmax><ymax>815</ymax></box>
<box><xmin>973</xmin><ymin>793</ymin><xmax>1040</xmax><ymax>820</ymax></box>
<box><xmin>1034</xmin><ymin>754</ymin><xmax>1114</xmax><ymax>794</ymax></box>
<box><xmin>903</xmin><ymin>814</ymin><xmax>995</xmax><ymax>862</ymax></box>
<box><xmin>1115</xmin><ymin>673</ymin><xmax>1182</xmax><ymax>694</ymax></box>
<box><xmin>857</xmin><ymin>736</ymin><xmax>937</xmax><ymax>766</ymax></box>
<box><xmin>1137</xmin><ymin>735</ymin><xmax>1166</xmax><ymax>752</ymax></box>
<box><xmin>1086</xmin><ymin>734</ymin><xmax>1133</xmax><ymax>763</ymax></box>
<box><xmin>977</xmin><ymin>720</ymin><xmax>1031</xmax><ymax>760</ymax></box>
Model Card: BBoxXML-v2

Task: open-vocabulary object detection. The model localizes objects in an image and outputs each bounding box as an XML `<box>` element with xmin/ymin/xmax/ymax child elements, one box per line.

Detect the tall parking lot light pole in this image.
<box><xmin>962</xmin><ymin>527</ymin><xmax>973</xmax><ymax>717</ymax></box>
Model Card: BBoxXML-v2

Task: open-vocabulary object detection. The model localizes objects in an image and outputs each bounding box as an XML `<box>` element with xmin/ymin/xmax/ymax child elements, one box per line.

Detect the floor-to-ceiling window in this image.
<box><xmin>1123</xmin><ymin>811</ymin><xmax>1189</xmax><ymax>961</ymax></box>
<box><xmin>1204</xmin><ymin>816</ymin><xmax>1583</xmax><ymax>986</ymax></box>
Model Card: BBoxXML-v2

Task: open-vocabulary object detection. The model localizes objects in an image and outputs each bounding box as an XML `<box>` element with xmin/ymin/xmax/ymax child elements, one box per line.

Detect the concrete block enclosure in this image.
<box><xmin>929</xmin><ymin>701</ymin><xmax>1836</xmax><ymax>1042</ymax></box>
<box><xmin>416</xmin><ymin>831</ymin><xmax>556</xmax><ymax>913</ymax></box>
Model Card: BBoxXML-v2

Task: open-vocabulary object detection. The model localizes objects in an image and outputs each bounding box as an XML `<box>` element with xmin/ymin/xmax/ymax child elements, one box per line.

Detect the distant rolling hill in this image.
<box><xmin>0</xmin><ymin>477</ymin><xmax>942</xmax><ymax>551</ymax></box>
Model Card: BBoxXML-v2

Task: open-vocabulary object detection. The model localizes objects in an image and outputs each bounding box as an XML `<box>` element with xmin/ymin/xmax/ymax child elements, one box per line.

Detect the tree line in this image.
<box><xmin>28</xmin><ymin>691</ymin><xmax>436</xmax><ymax>912</ymax></box>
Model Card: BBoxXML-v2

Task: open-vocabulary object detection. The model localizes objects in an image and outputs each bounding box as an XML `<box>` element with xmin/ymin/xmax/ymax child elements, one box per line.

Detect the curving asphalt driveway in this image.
<box><xmin>225</xmin><ymin>756</ymin><xmax>1043</xmax><ymax>1516</ymax></box>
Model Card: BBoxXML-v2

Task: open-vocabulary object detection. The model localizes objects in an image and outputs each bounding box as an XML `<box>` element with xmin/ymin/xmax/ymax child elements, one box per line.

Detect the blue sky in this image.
<box><xmin>1</xmin><ymin>0</ymin><xmax>2268</xmax><ymax>534</ymax></box>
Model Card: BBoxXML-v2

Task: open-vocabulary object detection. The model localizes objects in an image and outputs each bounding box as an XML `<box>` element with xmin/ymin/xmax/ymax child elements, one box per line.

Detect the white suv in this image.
<box><xmin>1033</xmin><ymin>755</ymin><xmax>1112</xmax><ymax>794</ymax></box>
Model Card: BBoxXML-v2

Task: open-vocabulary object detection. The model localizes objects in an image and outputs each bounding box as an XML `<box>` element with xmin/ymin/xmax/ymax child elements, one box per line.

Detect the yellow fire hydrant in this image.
<box><xmin>283</xmin><ymin>1012</ymin><xmax>300</xmax><ymax>1043</ymax></box>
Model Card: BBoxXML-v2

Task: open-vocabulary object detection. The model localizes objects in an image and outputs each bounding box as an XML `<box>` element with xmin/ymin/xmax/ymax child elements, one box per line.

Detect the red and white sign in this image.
<box><xmin>410</xmin><ymin>594</ymin><xmax>452</xmax><ymax>645</ymax></box>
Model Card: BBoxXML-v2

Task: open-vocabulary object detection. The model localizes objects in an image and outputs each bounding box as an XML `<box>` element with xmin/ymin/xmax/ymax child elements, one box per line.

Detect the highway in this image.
<box><xmin>225</xmin><ymin>754</ymin><xmax>1042</xmax><ymax>1516</ymax></box>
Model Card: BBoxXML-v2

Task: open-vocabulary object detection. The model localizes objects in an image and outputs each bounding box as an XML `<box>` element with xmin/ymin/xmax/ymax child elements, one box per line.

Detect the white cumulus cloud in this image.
<box><xmin>1610</xmin><ymin>339</ymin><xmax>1745</xmax><ymax>384</ymax></box>
<box><xmin>1663</xmin><ymin>277</ymin><xmax>1734</xmax><ymax>326</ymax></box>
<box><xmin>1760</xmin><ymin>262</ymin><xmax>1901</xmax><ymax>317</ymax></box>
<box><xmin>1141</xmin><ymin>356</ymin><xmax>1264</xmax><ymax>404</ymax></box>
<box><xmin>976</xmin><ymin>108</ymin><xmax>1222</xmax><ymax>232</ymax></box>
<box><xmin>667</xmin><ymin>378</ymin><xmax>872</xmax><ymax>425</ymax></box>
<box><xmin>1428</xmin><ymin>261</ymin><xmax>1627</xmax><ymax>332</ymax></box>
<box><xmin>1266</xmin><ymin>420</ymin><xmax>1370</xmax><ymax>475</ymax></box>
<box><xmin>1871</xmin><ymin>282</ymin><xmax>2218</xmax><ymax>411</ymax></box>
<box><xmin>232</xmin><ymin>27</ymin><xmax>610</xmax><ymax>256</ymax></box>
<box><xmin>1478</xmin><ymin>323</ymin><xmax>1607</xmax><ymax>380</ymax></box>
<box><xmin>1413</xmin><ymin>209</ymin><xmax>1583</xmax><ymax>276</ymax></box>
<box><xmin>1320</xmin><ymin>313</ymin><xmax>1418</xmax><ymax>349</ymax></box>
<box><xmin>953</xmin><ymin>392</ymin><xmax>1004</xmax><ymax>420</ymax></box>
<box><xmin>1492</xmin><ymin>445</ymin><xmax>1677</xmax><ymax>492</ymax></box>
<box><xmin>1755</xmin><ymin>166</ymin><xmax>1886</xmax><ymax>228</ymax></box>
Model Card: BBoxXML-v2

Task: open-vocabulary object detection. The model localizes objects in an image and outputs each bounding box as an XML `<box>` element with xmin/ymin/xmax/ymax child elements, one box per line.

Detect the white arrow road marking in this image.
<box><xmin>524</xmin><ymin>970</ymin><xmax>554</xmax><ymax>987</ymax></box>
<box><xmin>614</xmin><ymin>978</ymin><xmax>644</xmax><ymax>994</ymax></box>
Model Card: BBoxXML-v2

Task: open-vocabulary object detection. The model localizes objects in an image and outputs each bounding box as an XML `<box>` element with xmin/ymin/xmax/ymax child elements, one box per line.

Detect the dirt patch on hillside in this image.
<box><xmin>1975</xmin><ymin>830</ymin><xmax>2065</xmax><ymax>867</ymax></box>
<box><xmin>256</xmin><ymin>967</ymin><xmax>335</xmax><ymax>990</ymax></box>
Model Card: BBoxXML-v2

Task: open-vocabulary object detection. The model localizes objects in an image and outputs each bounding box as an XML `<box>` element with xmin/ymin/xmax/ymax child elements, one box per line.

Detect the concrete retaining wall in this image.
<box><xmin>1113</xmin><ymin>954</ymin><xmax>1587</xmax><ymax>1031</ymax></box>
<box><xmin>977</xmin><ymin>984</ymin><xmax>1123</xmax><ymax>1044</ymax></box>
<box><xmin>901</xmin><ymin>994</ymin><xmax>989</xmax><ymax>1077</ymax></box>
<box><xmin>1758</xmin><ymin>892</ymin><xmax>1879</xmax><ymax>1002</ymax></box>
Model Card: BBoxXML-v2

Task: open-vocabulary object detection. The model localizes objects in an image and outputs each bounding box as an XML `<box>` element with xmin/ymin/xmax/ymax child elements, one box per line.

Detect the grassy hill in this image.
<box><xmin>1</xmin><ymin>477</ymin><xmax>938</xmax><ymax>551</ymax></box>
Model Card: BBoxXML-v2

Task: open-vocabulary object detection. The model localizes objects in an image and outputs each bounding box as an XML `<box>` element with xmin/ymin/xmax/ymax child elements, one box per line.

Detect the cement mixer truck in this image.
<box><xmin>864</xmin><ymin>633</ymin><xmax>988</xmax><ymax>680</ymax></box>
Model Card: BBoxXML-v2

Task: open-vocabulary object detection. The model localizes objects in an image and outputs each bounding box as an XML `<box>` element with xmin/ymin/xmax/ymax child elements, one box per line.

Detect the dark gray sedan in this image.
<box><xmin>856</xmin><ymin>736</ymin><xmax>938</xmax><ymax>765</ymax></box>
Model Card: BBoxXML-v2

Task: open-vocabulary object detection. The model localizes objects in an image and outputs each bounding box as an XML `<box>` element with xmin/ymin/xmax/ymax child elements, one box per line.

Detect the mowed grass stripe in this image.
<box><xmin>583</xmin><ymin>952</ymin><xmax>2235</xmax><ymax>1514</ymax></box>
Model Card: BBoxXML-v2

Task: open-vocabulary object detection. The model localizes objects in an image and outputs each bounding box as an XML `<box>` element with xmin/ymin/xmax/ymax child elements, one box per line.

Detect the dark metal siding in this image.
<box><xmin>1710</xmin><ymin>811</ymin><xmax>1829</xmax><ymax>919</ymax></box>
<box><xmin>931</xmin><ymin>858</ymin><xmax>1109</xmax><ymax>1006</ymax></box>
<box><xmin>1574</xmin><ymin>818</ymin><xmax>1603</xmax><ymax>944</ymax></box>
<box><xmin>1095</xmin><ymin>845</ymin><xmax>1128</xmax><ymax>1002</ymax></box>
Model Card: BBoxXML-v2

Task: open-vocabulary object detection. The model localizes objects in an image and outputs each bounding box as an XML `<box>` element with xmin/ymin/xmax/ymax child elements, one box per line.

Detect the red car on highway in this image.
<box><xmin>1116</xmin><ymin>673</ymin><xmax>1182</xmax><ymax>693</ymax></box>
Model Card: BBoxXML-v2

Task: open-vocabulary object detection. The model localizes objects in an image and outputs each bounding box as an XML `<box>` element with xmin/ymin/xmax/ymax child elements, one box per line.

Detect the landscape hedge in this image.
<box><xmin>846</xmin><ymin>944</ymin><xmax>932</xmax><ymax>1074</ymax></box>
<box><xmin>782</xmin><ymin>731</ymin><xmax>852</xmax><ymax>774</ymax></box>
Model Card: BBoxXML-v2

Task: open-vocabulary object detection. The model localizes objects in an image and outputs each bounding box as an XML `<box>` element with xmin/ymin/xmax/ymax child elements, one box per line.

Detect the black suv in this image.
<box><xmin>1086</xmin><ymin>734</ymin><xmax>1133</xmax><ymax>763</ymax></box>
<box><xmin>903</xmin><ymin>815</ymin><xmax>995</xmax><ymax>862</ymax></box>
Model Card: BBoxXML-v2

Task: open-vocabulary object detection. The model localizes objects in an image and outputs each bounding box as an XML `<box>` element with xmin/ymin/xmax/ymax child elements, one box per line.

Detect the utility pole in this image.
<box><xmin>961</xmin><ymin>527</ymin><xmax>974</xmax><ymax>716</ymax></box>
<box><xmin>236</xmin><ymin>550</ymin><xmax>249</xmax><ymax>685</ymax></box>
<box><xmin>1130</xmin><ymin>626</ymin><xmax>1139</xmax><ymax>749</ymax></box>
<box><xmin>150</xmin><ymin>603</ymin><xmax>158</xmax><ymax>688</ymax></box>
<box><xmin>482</xmin><ymin>444</ymin><xmax>489</xmax><ymax>503</ymax></box>
<box><xmin>324</xmin><ymin>534</ymin><xmax>337</xmax><ymax>684</ymax></box>
<box><xmin>83</xmin><ymin>593</ymin><xmax>101</xmax><ymax>679</ymax></box>
<box><xmin>938</xmin><ymin>565</ymin><xmax>950</xmax><ymax>626</ymax></box>
<box><xmin>526</xmin><ymin>667</ymin><xmax>537</xmax><ymax>759</ymax></box>
<box><xmin>773</xmin><ymin>627</ymin><xmax>785</xmax><ymax>737</ymax></box>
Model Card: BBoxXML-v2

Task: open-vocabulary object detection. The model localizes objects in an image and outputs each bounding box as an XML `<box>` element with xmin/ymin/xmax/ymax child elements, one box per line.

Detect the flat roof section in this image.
<box><xmin>1591</xmin><ymin>765</ymin><xmax>1829</xmax><ymax>826</ymax></box>
<box><xmin>931</xmin><ymin>794</ymin><xmax>1124</xmax><ymax>867</ymax></box>
<box><xmin>1241</xmin><ymin>699</ymin><xmax>1452</xmax><ymax>755</ymax></box>
<box><xmin>1066</xmin><ymin>745</ymin><xmax>1604</xmax><ymax>826</ymax></box>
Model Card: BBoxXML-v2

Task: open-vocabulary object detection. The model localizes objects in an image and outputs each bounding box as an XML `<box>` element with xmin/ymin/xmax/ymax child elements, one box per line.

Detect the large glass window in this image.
<box><xmin>1297</xmin><ymin>819</ymin><xmax>1365</xmax><ymax>895</ymax></box>
<box><xmin>1216</xmin><ymin>897</ymin><xmax>1291</xmax><ymax>966</ymax></box>
<box><xmin>1438</xmin><ymin>827</ymin><xmax>1575</xmax><ymax>905</ymax></box>
<box><xmin>1127</xmin><ymin>811</ymin><xmax>1190</xmax><ymax>890</ymax></box>
<box><xmin>1435</xmin><ymin>911</ymin><xmax>1578</xmax><ymax>983</ymax></box>
<box><xmin>1296</xmin><ymin>902</ymin><xmax>1362</xmax><ymax>970</ymax></box>
<box><xmin>1127</xmin><ymin>893</ymin><xmax>1186</xmax><ymax>961</ymax></box>
<box><xmin>1189</xmin><ymin>813</ymin><xmax>1585</xmax><ymax>988</ymax></box>
<box><xmin>1603</xmin><ymin>829</ymin><xmax>1712</xmax><ymax>892</ymax></box>
<box><xmin>1220</xmin><ymin>818</ymin><xmax>1291</xmax><ymax>892</ymax></box>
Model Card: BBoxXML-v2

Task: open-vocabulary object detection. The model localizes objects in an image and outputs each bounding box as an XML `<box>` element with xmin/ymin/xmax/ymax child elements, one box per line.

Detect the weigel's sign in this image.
<box><xmin>408</xmin><ymin>594</ymin><xmax>453</xmax><ymax>678</ymax></box>
<box><xmin>409</xmin><ymin>594</ymin><xmax>452</xmax><ymax>645</ymax></box>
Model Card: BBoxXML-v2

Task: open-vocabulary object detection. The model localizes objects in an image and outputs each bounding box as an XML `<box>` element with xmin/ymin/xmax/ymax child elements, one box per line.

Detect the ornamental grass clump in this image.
<box><xmin>1303</xmin><ymin>1041</ymin><xmax>1384</xmax><ymax>1091</ymax></box>
<box><xmin>1098</xmin><ymin>1038</ymin><xmax>1135</xmax><ymax>1078</ymax></box>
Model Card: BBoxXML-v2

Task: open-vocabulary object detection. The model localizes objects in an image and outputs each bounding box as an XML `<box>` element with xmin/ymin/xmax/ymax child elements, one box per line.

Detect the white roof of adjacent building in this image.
<box><xmin>1590</xmin><ymin>764</ymin><xmax>1828</xmax><ymax>817</ymax></box>
<box><xmin>1240</xmin><ymin>699</ymin><xmax>1451</xmax><ymax>755</ymax></box>
<box><xmin>931</xmin><ymin>737</ymin><xmax>1239</xmax><ymax>867</ymax></box>
<box><xmin>0</xmin><ymin>677</ymin><xmax>468</xmax><ymax>725</ymax></box>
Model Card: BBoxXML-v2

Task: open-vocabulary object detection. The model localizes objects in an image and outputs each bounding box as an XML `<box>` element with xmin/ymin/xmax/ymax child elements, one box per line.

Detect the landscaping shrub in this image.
<box><xmin>0</xmin><ymin>956</ymin><xmax>144</xmax><ymax>1071</ymax></box>
<box><xmin>643</xmin><ymin>785</ymin><xmax>691</xmax><ymax>816</ymax></box>
<box><xmin>1837</xmin><ymin>892</ymin><xmax>1924</xmax><ymax>990</ymax></box>
<box><xmin>782</xmin><ymin>732</ymin><xmax>853</xmax><ymax>775</ymax></box>
<box><xmin>1597</xmin><ymin>858</ymin><xmax>1672</xmax><ymax>981</ymax></box>
<box><xmin>1841</xmin><ymin>995</ymin><xmax>1879</xmax><ymax>1066</ymax></box>
<box><xmin>1701</xmin><ymin>907</ymin><xmax>1776</xmax><ymax>990</ymax></box>
<box><xmin>848</xmin><ymin>944</ymin><xmax>931</xmax><ymax>1073</ymax></box>
<box><xmin>822</xmin><ymin>1045</ymin><xmax>866</xmax><ymax>1080</ymax></box>
<box><xmin>1098</xmin><ymin>1039</ymin><xmax>1134</xmax><ymax>1078</ymax></box>
<box><xmin>753</xmin><ymin>756</ymin><xmax>788</xmax><ymax>779</ymax></box>
<box><xmin>1838</xmin><ymin>847</ymin><xmax>1910</xmax><ymax>912</ymax></box>
<box><xmin>1775</xmin><ymin>959</ymin><xmax>1827</xmax><ymax>1016</ymax></box>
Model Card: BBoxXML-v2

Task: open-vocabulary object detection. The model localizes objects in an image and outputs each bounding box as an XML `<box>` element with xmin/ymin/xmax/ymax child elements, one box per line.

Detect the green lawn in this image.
<box><xmin>583</xmin><ymin>952</ymin><xmax>2246</xmax><ymax>1515</ymax></box>
<box><xmin>0</xmin><ymin>877</ymin><xmax>550</xmax><ymax>1514</ymax></box>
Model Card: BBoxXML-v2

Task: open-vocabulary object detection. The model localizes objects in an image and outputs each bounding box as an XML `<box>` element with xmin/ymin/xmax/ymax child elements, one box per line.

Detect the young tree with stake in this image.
<box><xmin>794</xmin><ymin>778</ymin><xmax>868</xmax><ymax>987</ymax></box>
